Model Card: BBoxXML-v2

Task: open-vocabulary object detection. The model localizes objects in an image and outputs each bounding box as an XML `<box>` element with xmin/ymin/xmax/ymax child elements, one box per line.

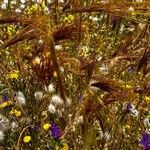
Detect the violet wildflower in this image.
<box><xmin>140</xmin><ymin>132</ymin><xmax>150</xmax><ymax>150</ymax></box>
<box><xmin>128</xmin><ymin>66</ymin><xmax>134</xmax><ymax>73</ymax></box>
<box><xmin>126</xmin><ymin>103</ymin><xmax>133</xmax><ymax>111</ymax></box>
<box><xmin>2</xmin><ymin>93</ymin><xmax>9</xmax><ymax>101</ymax></box>
<box><xmin>111</xmin><ymin>16</ymin><xmax>119</xmax><ymax>30</ymax></box>
<box><xmin>50</xmin><ymin>123</ymin><xmax>62</xmax><ymax>139</ymax></box>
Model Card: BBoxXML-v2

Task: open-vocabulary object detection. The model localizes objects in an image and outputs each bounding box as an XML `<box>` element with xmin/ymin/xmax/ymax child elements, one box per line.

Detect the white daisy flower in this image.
<box><xmin>15</xmin><ymin>91</ymin><xmax>26</xmax><ymax>105</ymax></box>
<box><xmin>48</xmin><ymin>104</ymin><xmax>56</xmax><ymax>114</ymax></box>
<box><xmin>11</xmin><ymin>121</ymin><xmax>18</xmax><ymax>129</ymax></box>
<box><xmin>1</xmin><ymin>3</ymin><xmax>7</xmax><ymax>9</ymax></box>
<box><xmin>0</xmin><ymin>114</ymin><xmax>10</xmax><ymax>131</ymax></box>
<box><xmin>55</xmin><ymin>45</ymin><xmax>62</xmax><ymax>51</ymax></box>
<box><xmin>47</xmin><ymin>83</ymin><xmax>55</xmax><ymax>93</ymax></box>
<box><xmin>34</xmin><ymin>91</ymin><xmax>43</xmax><ymax>100</ymax></box>
<box><xmin>51</xmin><ymin>95</ymin><xmax>63</xmax><ymax>106</ymax></box>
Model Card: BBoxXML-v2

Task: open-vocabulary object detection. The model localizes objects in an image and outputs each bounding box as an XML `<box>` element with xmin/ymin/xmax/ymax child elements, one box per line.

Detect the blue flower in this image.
<box><xmin>2</xmin><ymin>93</ymin><xmax>9</xmax><ymax>101</ymax></box>
<box><xmin>50</xmin><ymin>123</ymin><xmax>62</xmax><ymax>139</ymax></box>
<box><xmin>140</xmin><ymin>132</ymin><xmax>150</xmax><ymax>150</ymax></box>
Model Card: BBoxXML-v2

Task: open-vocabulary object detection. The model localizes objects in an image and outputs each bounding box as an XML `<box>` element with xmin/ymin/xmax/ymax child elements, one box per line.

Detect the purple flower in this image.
<box><xmin>140</xmin><ymin>132</ymin><xmax>150</xmax><ymax>150</ymax></box>
<box><xmin>50</xmin><ymin>123</ymin><xmax>62</xmax><ymax>139</ymax></box>
<box><xmin>111</xmin><ymin>16</ymin><xmax>119</xmax><ymax>29</ymax></box>
<box><xmin>126</xmin><ymin>103</ymin><xmax>133</xmax><ymax>111</ymax></box>
<box><xmin>2</xmin><ymin>94</ymin><xmax>9</xmax><ymax>101</ymax></box>
<box><xmin>128</xmin><ymin>66</ymin><xmax>134</xmax><ymax>73</ymax></box>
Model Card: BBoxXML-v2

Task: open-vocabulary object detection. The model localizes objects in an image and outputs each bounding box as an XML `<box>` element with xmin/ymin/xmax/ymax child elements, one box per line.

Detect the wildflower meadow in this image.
<box><xmin>0</xmin><ymin>0</ymin><xmax>150</xmax><ymax>150</ymax></box>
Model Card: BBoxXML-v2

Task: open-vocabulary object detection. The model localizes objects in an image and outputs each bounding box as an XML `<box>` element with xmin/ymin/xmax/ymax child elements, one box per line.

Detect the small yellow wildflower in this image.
<box><xmin>10</xmin><ymin>109</ymin><xmax>21</xmax><ymax>117</ymax></box>
<box><xmin>0</xmin><ymin>100</ymin><xmax>13</xmax><ymax>108</ymax></box>
<box><xmin>68</xmin><ymin>14</ymin><xmax>75</xmax><ymax>21</ymax></box>
<box><xmin>23</xmin><ymin>135</ymin><xmax>31</xmax><ymax>143</ymax></box>
<box><xmin>125</xmin><ymin>125</ymin><xmax>130</xmax><ymax>130</ymax></box>
<box><xmin>125</xmin><ymin>84</ymin><xmax>132</xmax><ymax>89</ymax></box>
<box><xmin>33</xmin><ymin>57</ymin><xmax>41</xmax><ymax>65</ymax></box>
<box><xmin>55</xmin><ymin>143</ymin><xmax>69</xmax><ymax>150</ymax></box>
<box><xmin>6</xmin><ymin>70</ymin><xmax>19</xmax><ymax>79</ymax></box>
<box><xmin>43</xmin><ymin>123</ymin><xmax>51</xmax><ymax>131</ymax></box>
<box><xmin>144</xmin><ymin>96</ymin><xmax>150</xmax><ymax>102</ymax></box>
<box><xmin>64</xmin><ymin>15</ymin><xmax>75</xmax><ymax>22</ymax></box>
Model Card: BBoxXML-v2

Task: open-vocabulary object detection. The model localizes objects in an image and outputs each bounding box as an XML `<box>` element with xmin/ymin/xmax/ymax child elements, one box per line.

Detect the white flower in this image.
<box><xmin>11</xmin><ymin>1</ymin><xmax>17</xmax><ymax>5</ymax></box>
<box><xmin>47</xmin><ymin>83</ymin><xmax>55</xmax><ymax>93</ymax></box>
<box><xmin>66</xmin><ymin>97</ymin><xmax>72</xmax><ymax>106</ymax></box>
<box><xmin>34</xmin><ymin>91</ymin><xmax>43</xmax><ymax>100</ymax></box>
<box><xmin>0</xmin><ymin>131</ymin><xmax>5</xmax><ymax>141</ymax></box>
<box><xmin>48</xmin><ymin>104</ymin><xmax>56</xmax><ymax>114</ymax></box>
<box><xmin>128</xmin><ymin>6</ymin><xmax>134</xmax><ymax>14</ymax></box>
<box><xmin>131</xmin><ymin>109</ymin><xmax>139</xmax><ymax>117</ymax></box>
<box><xmin>20</xmin><ymin>4</ymin><xmax>25</xmax><ymax>9</ymax></box>
<box><xmin>1</xmin><ymin>3</ymin><xmax>7</xmax><ymax>9</ymax></box>
<box><xmin>15</xmin><ymin>91</ymin><xmax>26</xmax><ymax>105</ymax></box>
<box><xmin>143</xmin><ymin>118</ymin><xmax>149</xmax><ymax>127</ymax></box>
<box><xmin>97</xmin><ymin>56</ymin><xmax>102</xmax><ymax>61</ymax></box>
<box><xmin>20</xmin><ymin>0</ymin><xmax>25</xmax><ymax>3</ymax></box>
<box><xmin>36</xmin><ymin>0</ymin><xmax>42</xmax><ymax>3</ymax></box>
<box><xmin>11</xmin><ymin>121</ymin><xmax>18</xmax><ymax>129</ymax></box>
<box><xmin>51</xmin><ymin>95</ymin><xmax>63</xmax><ymax>106</ymax></box>
<box><xmin>59</xmin><ymin>66</ymin><xmax>64</xmax><ymax>72</ymax></box>
<box><xmin>75</xmin><ymin>115</ymin><xmax>83</xmax><ymax>124</ymax></box>
<box><xmin>3</xmin><ymin>0</ymin><xmax>8</xmax><ymax>4</ymax></box>
<box><xmin>99</xmin><ymin>64</ymin><xmax>108</xmax><ymax>74</ymax></box>
<box><xmin>0</xmin><ymin>114</ymin><xmax>10</xmax><ymax>131</ymax></box>
<box><xmin>17</xmin><ymin>96</ymin><xmax>26</xmax><ymax>105</ymax></box>
<box><xmin>55</xmin><ymin>45</ymin><xmax>62</xmax><ymax>51</ymax></box>
<box><xmin>138</xmin><ymin>23</ymin><xmax>145</xmax><ymax>29</ymax></box>
<box><xmin>15</xmin><ymin>8</ymin><xmax>21</xmax><ymax>13</ymax></box>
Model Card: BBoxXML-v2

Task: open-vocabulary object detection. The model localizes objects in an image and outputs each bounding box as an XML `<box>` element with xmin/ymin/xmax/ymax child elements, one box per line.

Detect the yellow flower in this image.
<box><xmin>55</xmin><ymin>143</ymin><xmax>69</xmax><ymax>150</ymax></box>
<box><xmin>125</xmin><ymin>125</ymin><xmax>130</xmax><ymax>130</ymax></box>
<box><xmin>144</xmin><ymin>96</ymin><xmax>150</xmax><ymax>102</ymax></box>
<box><xmin>23</xmin><ymin>135</ymin><xmax>31</xmax><ymax>143</ymax></box>
<box><xmin>33</xmin><ymin>56</ymin><xmax>41</xmax><ymax>65</ymax></box>
<box><xmin>125</xmin><ymin>84</ymin><xmax>132</xmax><ymax>89</ymax></box>
<box><xmin>6</xmin><ymin>70</ymin><xmax>19</xmax><ymax>79</ymax></box>
<box><xmin>0</xmin><ymin>100</ymin><xmax>13</xmax><ymax>108</ymax></box>
<box><xmin>43</xmin><ymin>123</ymin><xmax>51</xmax><ymax>131</ymax></box>
<box><xmin>10</xmin><ymin>109</ymin><xmax>21</xmax><ymax>117</ymax></box>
